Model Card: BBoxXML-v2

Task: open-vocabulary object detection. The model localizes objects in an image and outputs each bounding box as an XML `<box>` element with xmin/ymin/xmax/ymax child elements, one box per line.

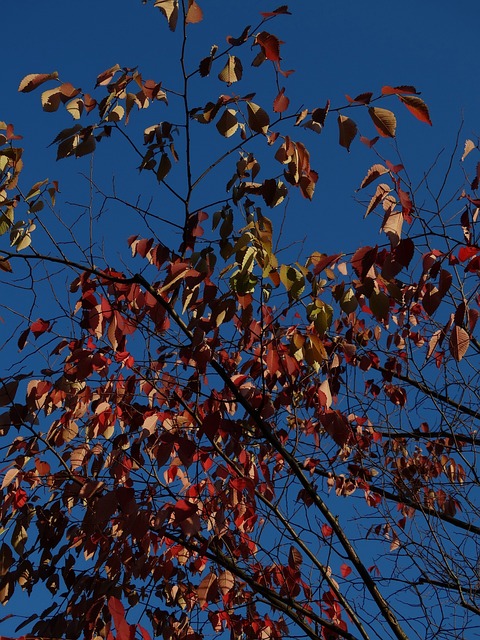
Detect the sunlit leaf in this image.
<box><xmin>154</xmin><ymin>0</ymin><xmax>179</xmax><ymax>31</ymax></box>
<box><xmin>218</xmin><ymin>56</ymin><xmax>243</xmax><ymax>85</ymax></box>
<box><xmin>368</xmin><ymin>107</ymin><xmax>396</xmax><ymax>138</ymax></box>
<box><xmin>246</xmin><ymin>102</ymin><xmax>270</xmax><ymax>134</ymax></box>
<box><xmin>359</xmin><ymin>164</ymin><xmax>389</xmax><ymax>189</ymax></box>
<box><xmin>216</xmin><ymin>109</ymin><xmax>239</xmax><ymax>137</ymax></box>
<box><xmin>18</xmin><ymin>71</ymin><xmax>58</xmax><ymax>93</ymax></box>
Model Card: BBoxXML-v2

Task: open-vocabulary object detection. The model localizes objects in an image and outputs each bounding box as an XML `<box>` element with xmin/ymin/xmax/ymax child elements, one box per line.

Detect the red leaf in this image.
<box><xmin>322</xmin><ymin>524</ymin><xmax>333</xmax><ymax>537</ymax></box>
<box><xmin>381</xmin><ymin>85</ymin><xmax>418</xmax><ymax>95</ymax></box>
<box><xmin>458</xmin><ymin>246</ymin><xmax>478</xmax><ymax>262</ymax></box>
<box><xmin>30</xmin><ymin>318</ymin><xmax>51</xmax><ymax>338</ymax></box>
<box><xmin>255</xmin><ymin>31</ymin><xmax>282</xmax><ymax>62</ymax></box>
<box><xmin>351</xmin><ymin>246</ymin><xmax>378</xmax><ymax>279</ymax></box>
<box><xmin>340</xmin><ymin>563</ymin><xmax>352</xmax><ymax>578</ymax></box>
<box><xmin>260</xmin><ymin>5</ymin><xmax>291</xmax><ymax>18</ymax></box>
<box><xmin>399</xmin><ymin>95</ymin><xmax>432</xmax><ymax>126</ymax></box>
<box><xmin>273</xmin><ymin>87</ymin><xmax>289</xmax><ymax>113</ymax></box>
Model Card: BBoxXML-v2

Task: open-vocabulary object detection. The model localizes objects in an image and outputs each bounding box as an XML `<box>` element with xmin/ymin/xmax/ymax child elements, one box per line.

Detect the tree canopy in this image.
<box><xmin>0</xmin><ymin>3</ymin><xmax>479</xmax><ymax>640</ymax></box>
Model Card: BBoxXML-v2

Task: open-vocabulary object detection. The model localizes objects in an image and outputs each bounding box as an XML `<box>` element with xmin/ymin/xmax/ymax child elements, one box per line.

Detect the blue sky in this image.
<box><xmin>1</xmin><ymin>1</ymin><xmax>480</xmax><ymax>638</ymax></box>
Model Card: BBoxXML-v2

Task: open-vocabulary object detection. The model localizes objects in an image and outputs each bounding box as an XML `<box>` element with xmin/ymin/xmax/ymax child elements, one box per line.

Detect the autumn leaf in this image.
<box><xmin>154</xmin><ymin>0</ymin><xmax>179</xmax><ymax>31</ymax></box>
<box><xmin>381</xmin><ymin>85</ymin><xmax>418</xmax><ymax>95</ymax></box>
<box><xmin>449</xmin><ymin>326</ymin><xmax>470</xmax><ymax>362</ymax></box>
<box><xmin>461</xmin><ymin>139</ymin><xmax>475</xmax><ymax>161</ymax></box>
<box><xmin>18</xmin><ymin>71</ymin><xmax>59</xmax><ymax>93</ymax></box>
<box><xmin>247</xmin><ymin>101</ymin><xmax>270</xmax><ymax>134</ymax></box>
<box><xmin>358</xmin><ymin>164</ymin><xmax>389</xmax><ymax>189</ymax></box>
<box><xmin>218</xmin><ymin>56</ymin><xmax>243</xmax><ymax>85</ymax></box>
<box><xmin>273</xmin><ymin>87</ymin><xmax>289</xmax><ymax>113</ymax></box>
<box><xmin>185</xmin><ymin>0</ymin><xmax>203</xmax><ymax>23</ymax></box>
<box><xmin>368</xmin><ymin>107</ymin><xmax>396</xmax><ymax>138</ymax></box>
<box><xmin>216</xmin><ymin>109</ymin><xmax>239</xmax><ymax>137</ymax></box>
<box><xmin>260</xmin><ymin>5</ymin><xmax>291</xmax><ymax>18</ymax></box>
<box><xmin>399</xmin><ymin>95</ymin><xmax>432</xmax><ymax>126</ymax></box>
<box><xmin>255</xmin><ymin>31</ymin><xmax>282</xmax><ymax>62</ymax></box>
<box><xmin>338</xmin><ymin>115</ymin><xmax>357</xmax><ymax>151</ymax></box>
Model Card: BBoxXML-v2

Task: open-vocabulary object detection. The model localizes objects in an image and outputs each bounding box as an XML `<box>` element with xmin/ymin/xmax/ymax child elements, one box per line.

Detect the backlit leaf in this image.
<box><xmin>273</xmin><ymin>87</ymin><xmax>289</xmax><ymax>113</ymax></box>
<box><xmin>449</xmin><ymin>326</ymin><xmax>469</xmax><ymax>362</ymax></box>
<box><xmin>186</xmin><ymin>0</ymin><xmax>203</xmax><ymax>23</ymax></box>
<box><xmin>399</xmin><ymin>95</ymin><xmax>432</xmax><ymax>126</ymax></box>
<box><xmin>368</xmin><ymin>107</ymin><xmax>396</xmax><ymax>138</ymax></box>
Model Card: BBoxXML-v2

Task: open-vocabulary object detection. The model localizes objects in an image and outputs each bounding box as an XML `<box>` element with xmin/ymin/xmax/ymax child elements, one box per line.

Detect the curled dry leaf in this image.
<box><xmin>359</xmin><ymin>164</ymin><xmax>389</xmax><ymax>190</ymax></box>
<box><xmin>365</xmin><ymin>183</ymin><xmax>390</xmax><ymax>218</ymax></box>
<box><xmin>462</xmin><ymin>139</ymin><xmax>475</xmax><ymax>162</ymax></box>
<box><xmin>154</xmin><ymin>0</ymin><xmax>179</xmax><ymax>31</ymax></box>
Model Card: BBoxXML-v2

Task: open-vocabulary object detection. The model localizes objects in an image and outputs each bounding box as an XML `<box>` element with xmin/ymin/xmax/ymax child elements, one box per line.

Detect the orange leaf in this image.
<box><xmin>368</xmin><ymin>107</ymin><xmax>396</xmax><ymax>138</ymax></box>
<box><xmin>398</xmin><ymin>95</ymin><xmax>432</xmax><ymax>126</ymax></box>
<box><xmin>186</xmin><ymin>0</ymin><xmax>203</xmax><ymax>23</ymax></box>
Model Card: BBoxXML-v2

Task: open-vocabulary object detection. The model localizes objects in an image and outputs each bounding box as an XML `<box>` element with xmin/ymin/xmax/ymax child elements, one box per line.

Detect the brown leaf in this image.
<box><xmin>95</xmin><ymin>64</ymin><xmax>121</xmax><ymax>87</ymax></box>
<box><xmin>338</xmin><ymin>115</ymin><xmax>357</xmax><ymax>151</ymax></box>
<box><xmin>218</xmin><ymin>56</ymin><xmax>243</xmax><ymax>85</ymax></box>
<box><xmin>368</xmin><ymin>107</ymin><xmax>396</xmax><ymax>138</ymax></box>
<box><xmin>247</xmin><ymin>102</ymin><xmax>270</xmax><ymax>135</ymax></box>
<box><xmin>154</xmin><ymin>0</ymin><xmax>179</xmax><ymax>31</ymax></box>
<box><xmin>449</xmin><ymin>326</ymin><xmax>469</xmax><ymax>362</ymax></box>
<box><xmin>359</xmin><ymin>164</ymin><xmax>389</xmax><ymax>189</ymax></box>
<box><xmin>0</xmin><ymin>258</ymin><xmax>12</xmax><ymax>273</ymax></box>
<box><xmin>365</xmin><ymin>183</ymin><xmax>390</xmax><ymax>217</ymax></box>
<box><xmin>18</xmin><ymin>71</ymin><xmax>58</xmax><ymax>93</ymax></box>
<box><xmin>216</xmin><ymin>109</ymin><xmax>238</xmax><ymax>137</ymax></box>
<box><xmin>273</xmin><ymin>87</ymin><xmax>289</xmax><ymax>113</ymax></box>
<box><xmin>186</xmin><ymin>0</ymin><xmax>203</xmax><ymax>23</ymax></box>
<box><xmin>0</xmin><ymin>380</ymin><xmax>18</xmax><ymax>407</ymax></box>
